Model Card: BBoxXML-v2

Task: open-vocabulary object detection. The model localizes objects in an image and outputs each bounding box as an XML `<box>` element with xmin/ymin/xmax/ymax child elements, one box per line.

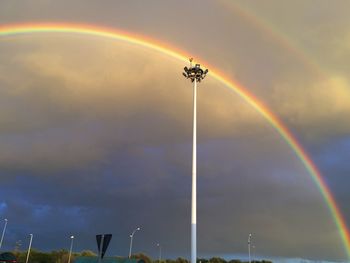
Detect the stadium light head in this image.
<box><xmin>182</xmin><ymin>58</ymin><xmax>208</xmax><ymax>83</ymax></box>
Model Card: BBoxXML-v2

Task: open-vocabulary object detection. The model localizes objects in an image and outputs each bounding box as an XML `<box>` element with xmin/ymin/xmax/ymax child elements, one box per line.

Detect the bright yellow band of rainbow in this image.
<box><xmin>0</xmin><ymin>23</ymin><xmax>348</xmax><ymax>259</ymax></box>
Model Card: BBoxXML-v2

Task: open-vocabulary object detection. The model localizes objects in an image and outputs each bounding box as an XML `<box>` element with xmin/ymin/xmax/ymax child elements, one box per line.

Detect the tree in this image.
<box><xmin>209</xmin><ymin>257</ymin><xmax>226</xmax><ymax>263</ymax></box>
<box><xmin>197</xmin><ymin>258</ymin><xmax>209</xmax><ymax>263</ymax></box>
<box><xmin>131</xmin><ymin>252</ymin><xmax>152</xmax><ymax>263</ymax></box>
<box><xmin>175</xmin><ymin>257</ymin><xmax>189</xmax><ymax>263</ymax></box>
<box><xmin>51</xmin><ymin>249</ymin><xmax>68</xmax><ymax>263</ymax></box>
<box><xmin>25</xmin><ymin>249</ymin><xmax>55</xmax><ymax>263</ymax></box>
<box><xmin>80</xmin><ymin>250</ymin><xmax>97</xmax><ymax>257</ymax></box>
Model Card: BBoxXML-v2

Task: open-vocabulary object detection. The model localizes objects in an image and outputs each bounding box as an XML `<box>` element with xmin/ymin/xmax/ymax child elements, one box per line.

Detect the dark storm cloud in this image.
<box><xmin>310</xmin><ymin>137</ymin><xmax>350</xmax><ymax>226</ymax></box>
<box><xmin>0</xmin><ymin>136</ymin><xmax>342</xmax><ymax>260</ymax></box>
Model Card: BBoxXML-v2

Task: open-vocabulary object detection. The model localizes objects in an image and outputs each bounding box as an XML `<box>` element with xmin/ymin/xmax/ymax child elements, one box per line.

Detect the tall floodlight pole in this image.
<box><xmin>183</xmin><ymin>58</ymin><xmax>208</xmax><ymax>263</ymax></box>
<box><xmin>25</xmin><ymin>234</ymin><xmax>33</xmax><ymax>263</ymax></box>
<box><xmin>68</xmin><ymin>235</ymin><xmax>74</xmax><ymax>263</ymax></box>
<box><xmin>0</xmin><ymin>219</ymin><xmax>8</xmax><ymax>250</ymax></box>
<box><xmin>248</xmin><ymin>233</ymin><xmax>252</xmax><ymax>263</ymax></box>
<box><xmin>157</xmin><ymin>243</ymin><xmax>162</xmax><ymax>263</ymax></box>
<box><xmin>128</xmin><ymin>227</ymin><xmax>141</xmax><ymax>258</ymax></box>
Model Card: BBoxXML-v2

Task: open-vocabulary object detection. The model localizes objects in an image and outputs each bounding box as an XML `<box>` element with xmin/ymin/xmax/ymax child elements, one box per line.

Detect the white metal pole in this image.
<box><xmin>68</xmin><ymin>236</ymin><xmax>74</xmax><ymax>263</ymax></box>
<box><xmin>129</xmin><ymin>227</ymin><xmax>140</xmax><ymax>258</ymax></box>
<box><xmin>252</xmin><ymin>245</ymin><xmax>255</xmax><ymax>262</ymax></box>
<box><xmin>0</xmin><ymin>219</ymin><xmax>8</xmax><ymax>250</ymax></box>
<box><xmin>191</xmin><ymin>78</ymin><xmax>197</xmax><ymax>263</ymax></box>
<box><xmin>129</xmin><ymin>234</ymin><xmax>133</xmax><ymax>259</ymax></box>
<box><xmin>183</xmin><ymin>60</ymin><xmax>207</xmax><ymax>263</ymax></box>
<box><xmin>25</xmin><ymin>234</ymin><xmax>33</xmax><ymax>263</ymax></box>
<box><xmin>248</xmin><ymin>234</ymin><xmax>251</xmax><ymax>263</ymax></box>
<box><xmin>157</xmin><ymin>243</ymin><xmax>161</xmax><ymax>263</ymax></box>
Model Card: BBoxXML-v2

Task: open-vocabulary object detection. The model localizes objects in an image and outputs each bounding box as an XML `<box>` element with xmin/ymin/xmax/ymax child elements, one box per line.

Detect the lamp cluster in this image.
<box><xmin>182</xmin><ymin>58</ymin><xmax>208</xmax><ymax>83</ymax></box>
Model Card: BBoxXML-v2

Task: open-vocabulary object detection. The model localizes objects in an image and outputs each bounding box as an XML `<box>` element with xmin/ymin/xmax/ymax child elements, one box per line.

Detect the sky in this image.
<box><xmin>0</xmin><ymin>0</ymin><xmax>350</xmax><ymax>262</ymax></box>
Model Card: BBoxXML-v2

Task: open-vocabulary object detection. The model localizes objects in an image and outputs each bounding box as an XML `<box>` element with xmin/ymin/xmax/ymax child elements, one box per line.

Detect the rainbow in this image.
<box><xmin>218</xmin><ymin>0</ymin><xmax>324</xmax><ymax>77</ymax></box>
<box><xmin>0</xmin><ymin>23</ymin><xmax>349</xmax><ymax>258</ymax></box>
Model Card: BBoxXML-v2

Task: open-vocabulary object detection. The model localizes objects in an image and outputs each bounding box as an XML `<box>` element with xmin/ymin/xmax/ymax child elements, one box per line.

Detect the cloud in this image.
<box><xmin>0</xmin><ymin>36</ymin><xmax>268</xmax><ymax>172</ymax></box>
<box><xmin>270</xmin><ymin>75</ymin><xmax>350</xmax><ymax>141</ymax></box>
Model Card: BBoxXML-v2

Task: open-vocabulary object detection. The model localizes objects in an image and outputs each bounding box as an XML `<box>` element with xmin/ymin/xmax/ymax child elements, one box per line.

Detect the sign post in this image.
<box><xmin>96</xmin><ymin>234</ymin><xmax>112</xmax><ymax>262</ymax></box>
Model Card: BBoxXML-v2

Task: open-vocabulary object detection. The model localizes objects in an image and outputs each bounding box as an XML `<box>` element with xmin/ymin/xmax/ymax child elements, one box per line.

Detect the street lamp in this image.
<box><xmin>25</xmin><ymin>234</ymin><xmax>33</xmax><ymax>263</ymax></box>
<box><xmin>248</xmin><ymin>233</ymin><xmax>252</xmax><ymax>263</ymax></box>
<box><xmin>0</xmin><ymin>219</ymin><xmax>8</xmax><ymax>250</ymax></box>
<box><xmin>156</xmin><ymin>243</ymin><xmax>162</xmax><ymax>263</ymax></box>
<box><xmin>128</xmin><ymin>227</ymin><xmax>141</xmax><ymax>258</ymax></box>
<box><xmin>183</xmin><ymin>58</ymin><xmax>208</xmax><ymax>263</ymax></box>
<box><xmin>68</xmin><ymin>235</ymin><xmax>74</xmax><ymax>263</ymax></box>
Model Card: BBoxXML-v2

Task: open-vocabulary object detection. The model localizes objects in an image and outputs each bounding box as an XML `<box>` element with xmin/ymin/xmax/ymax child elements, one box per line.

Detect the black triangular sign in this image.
<box><xmin>96</xmin><ymin>235</ymin><xmax>102</xmax><ymax>253</ymax></box>
<box><xmin>96</xmin><ymin>234</ymin><xmax>112</xmax><ymax>259</ymax></box>
<box><xmin>101</xmin><ymin>234</ymin><xmax>112</xmax><ymax>258</ymax></box>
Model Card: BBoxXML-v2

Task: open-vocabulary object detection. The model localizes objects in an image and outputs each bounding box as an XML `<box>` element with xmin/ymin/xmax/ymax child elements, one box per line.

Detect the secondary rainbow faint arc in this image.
<box><xmin>0</xmin><ymin>23</ymin><xmax>349</xmax><ymax>258</ymax></box>
<box><xmin>219</xmin><ymin>0</ymin><xmax>324</xmax><ymax>77</ymax></box>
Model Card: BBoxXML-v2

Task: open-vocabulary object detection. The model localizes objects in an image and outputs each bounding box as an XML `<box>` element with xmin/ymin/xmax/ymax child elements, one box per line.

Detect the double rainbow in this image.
<box><xmin>0</xmin><ymin>23</ymin><xmax>348</xmax><ymax>258</ymax></box>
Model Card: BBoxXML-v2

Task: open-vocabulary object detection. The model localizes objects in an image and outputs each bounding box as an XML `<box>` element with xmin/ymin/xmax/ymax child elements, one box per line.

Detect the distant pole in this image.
<box><xmin>252</xmin><ymin>245</ymin><xmax>255</xmax><ymax>263</ymax></box>
<box><xmin>14</xmin><ymin>240</ymin><xmax>22</xmax><ymax>252</ymax></box>
<box><xmin>183</xmin><ymin>58</ymin><xmax>208</xmax><ymax>263</ymax></box>
<box><xmin>248</xmin><ymin>234</ymin><xmax>252</xmax><ymax>263</ymax></box>
<box><xmin>68</xmin><ymin>235</ymin><xmax>74</xmax><ymax>263</ymax></box>
<box><xmin>128</xmin><ymin>227</ymin><xmax>141</xmax><ymax>258</ymax></box>
<box><xmin>0</xmin><ymin>219</ymin><xmax>8</xmax><ymax>250</ymax></box>
<box><xmin>25</xmin><ymin>234</ymin><xmax>33</xmax><ymax>263</ymax></box>
<box><xmin>157</xmin><ymin>243</ymin><xmax>161</xmax><ymax>263</ymax></box>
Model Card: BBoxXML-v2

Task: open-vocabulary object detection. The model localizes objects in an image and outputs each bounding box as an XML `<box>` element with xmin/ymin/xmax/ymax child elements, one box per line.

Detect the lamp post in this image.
<box><xmin>25</xmin><ymin>234</ymin><xmax>33</xmax><ymax>263</ymax></box>
<box><xmin>156</xmin><ymin>243</ymin><xmax>161</xmax><ymax>263</ymax></box>
<box><xmin>128</xmin><ymin>227</ymin><xmax>141</xmax><ymax>258</ymax></box>
<box><xmin>248</xmin><ymin>234</ymin><xmax>252</xmax><ymax>263</ymax></box>
<box><xmin>0</xmin><ymin>219</ymin><xmax>8</xmax><ymax>250</ymax></box>
<box><xmin>68</xmin><ymin>235</ymin><xmax>74</xmax><ymax>263</ymax></box>
<box><xmin>183</xmin><ymin>58</ymin><xmax>208</xmax><ymax>263</ymax></box>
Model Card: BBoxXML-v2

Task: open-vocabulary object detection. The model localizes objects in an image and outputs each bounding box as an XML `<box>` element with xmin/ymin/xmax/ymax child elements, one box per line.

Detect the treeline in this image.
<box><xmin>132</xmin><ymin>254</ymin><xmax>272</xmax><ymax>263</ymax></box>
<box><xmin>11</xmin><ymin>250</ymin><xmax>272</xmax><ymax>263</ymax></box>
<box><xmin>131</xmin><ymin>253</ymin><xmax>272</xmax><ymax>263</ymax></box>
<box><xmin>13</xmin><ymin>249</ymin><xmax>96</xmax><ymax>263</ymax></box>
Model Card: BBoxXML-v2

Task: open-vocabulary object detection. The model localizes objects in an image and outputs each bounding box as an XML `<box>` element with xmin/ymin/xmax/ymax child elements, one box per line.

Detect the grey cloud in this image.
<box><xmin>0</xmin><ymin>37</ymin><xmax>268</xmax><ymax>172</ymax></box>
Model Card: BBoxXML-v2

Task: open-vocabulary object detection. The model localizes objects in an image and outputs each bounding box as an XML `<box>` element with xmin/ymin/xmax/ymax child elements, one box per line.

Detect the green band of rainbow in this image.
<box><xmin>0</xmin><ymin>23</ymin><xmax>348</xmax><ymax>259</ymax></box>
